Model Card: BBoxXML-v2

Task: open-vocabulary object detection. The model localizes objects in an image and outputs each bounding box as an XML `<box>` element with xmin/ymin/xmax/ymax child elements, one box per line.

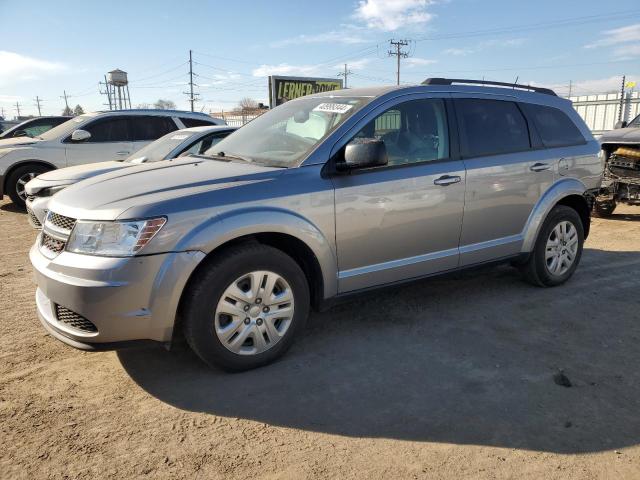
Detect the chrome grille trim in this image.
<box><xmin>47</xmin><ymin>212</ymin><xmax>76</xmax><ymax>231</ymax></box>
<box><xmin>27</xmin><ymin>208</ymin><xmax>42</xmax><ymax>228</ymax></box>
<box><xmin>41</xmin><ymin>232</ymin><xmax>65</xmax><ymax>254</ymax></box>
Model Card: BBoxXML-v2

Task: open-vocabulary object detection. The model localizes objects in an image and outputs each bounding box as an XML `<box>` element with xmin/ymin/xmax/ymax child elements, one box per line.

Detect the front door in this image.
<box><xmin>332</xmin><ymin>97</ymin><xmax>466</xmax><ymax>292</ymax></box>
<box><xmin>65</xmin><ymin>116</ymin><xmax>133</xmax><ymax>166</ymax></box>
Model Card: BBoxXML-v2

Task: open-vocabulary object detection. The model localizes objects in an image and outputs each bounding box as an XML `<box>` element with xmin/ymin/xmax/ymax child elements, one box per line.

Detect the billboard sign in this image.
<box><xmin>269</xmin><ymin>76</ymin><xmax>344</xmax><ymax>107</ymax></box>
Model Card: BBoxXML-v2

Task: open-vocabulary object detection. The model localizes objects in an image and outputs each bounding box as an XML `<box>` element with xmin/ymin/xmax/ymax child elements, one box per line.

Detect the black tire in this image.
<box><xmin>521</xmin><ymin>205</ymin><xmax>584</xmax><ymax>287</ymax></box>
<box><xmin>592</xmin><ymin>198</ymin><xmax>616</xmax><ymax>218</ymax></box>
<box><xmin>182</xmin><ymin>243</ymin><xmax>310</xmax><ymax>371</ymax></box>
<box><xmin>6</xmin><ymin>164</ymin><xmax>51</xmax><ymax>208</ymax></box>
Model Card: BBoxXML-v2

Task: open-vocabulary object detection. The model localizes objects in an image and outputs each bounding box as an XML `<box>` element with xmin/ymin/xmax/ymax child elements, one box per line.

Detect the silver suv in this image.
<box><xmin>30</xmin><ymin>79</ymin><xmax>602</xmax><ymax>371</ymax></box>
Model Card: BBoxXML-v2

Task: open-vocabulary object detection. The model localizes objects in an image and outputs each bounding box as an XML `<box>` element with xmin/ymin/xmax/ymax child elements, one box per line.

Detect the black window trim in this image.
<box><xmin>453</xmin><ymin>97</ymin><xmax>534</xmax><ymax>161</ymax></box>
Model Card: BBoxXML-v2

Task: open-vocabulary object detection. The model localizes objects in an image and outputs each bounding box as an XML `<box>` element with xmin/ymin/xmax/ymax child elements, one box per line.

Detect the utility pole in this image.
<box><xmin>388</xmin><ymin>39</ymin><xmax>409</xmax><ymax>86</ymax></box>
<box><xmin>183</xmin><ymin>49</ymin><xmax>199</xmax><ymax>112</ymax></box>
<box><xmin>34</xmin><ymin>96</ymin><xmax>43</xmax><ymax>116</ymax></box>
<box><xmin>568</xmin><ymin>80</ymin><xmax>572</xmax><ymax>98</ymax></box>
<box><xmin>15</xmin><ymin>102</ymin><xmax>21</xmax><ymax>118</ymax></box>
<box><xmin>618</xmin><ymin>75</ymin><xmax>626</xmax><ymax>122</ymax></box>
<box><xmin>61</xmin><ymin>90</ymin><xmax>70</xmax><ymax>113</ymax></box>
<box><xmin>338</xmin><ymin>63</ymin><xmax>353</xmax><ymax>88</ymax></box>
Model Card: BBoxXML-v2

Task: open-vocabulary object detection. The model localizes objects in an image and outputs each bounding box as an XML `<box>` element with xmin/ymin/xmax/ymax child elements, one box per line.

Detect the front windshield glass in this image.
<box><xmin>126</xmin><ymin>130</ymin><xmax>197</xmax><ymax>162</ymax></box>
<box><xmin>204</xmin><ymin>96</ymin><xmax>371</xmax><ymax>167</ymax></box>
<box><xmin>629</xmin><ymin>114</ymin><xmax>640</xmax><ymax>127</ymax></box>
<box><xmin>38</xmin><ymin>114</ymin><xmax>93</xmax><ymax>141</ymax></box>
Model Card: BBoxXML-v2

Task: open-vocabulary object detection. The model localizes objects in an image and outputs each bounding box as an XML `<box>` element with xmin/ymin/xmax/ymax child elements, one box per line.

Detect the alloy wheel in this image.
<box><xmin>15</xmin><ymin>172</ymin><xmax>37</xmax><ymax>201</ymax></box>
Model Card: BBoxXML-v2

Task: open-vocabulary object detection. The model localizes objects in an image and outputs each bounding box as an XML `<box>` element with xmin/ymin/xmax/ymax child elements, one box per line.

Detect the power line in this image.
<box><xmin>388</xmin><ymin>39</ymin><xmax>409</xmax><ymax>86</ymax></box>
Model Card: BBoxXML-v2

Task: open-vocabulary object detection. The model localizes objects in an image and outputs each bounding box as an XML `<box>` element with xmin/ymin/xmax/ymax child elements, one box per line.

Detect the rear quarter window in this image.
<box><xmin>180</xmin><ymin>117</ymin><xmax>216</xmax><ymax>128</ymax></box>
<box><xmin>521</xmin><ymin>103</ymin><xmax>585</xmax><ymax>148</ymax></box>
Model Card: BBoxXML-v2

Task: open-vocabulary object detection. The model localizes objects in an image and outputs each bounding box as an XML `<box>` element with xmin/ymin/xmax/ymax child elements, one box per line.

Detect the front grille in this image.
<box><xmin>41</xmin><ymin>232</ymin><xmax>65</xmax><ymax>254</ymax></box>
<box><xmin>27</xmin><ymin>208</ymin><xmax>42</xmax><ymax>228</ymax></box>
<box><xmin>47</xmin><ymin>212</ymin><xmax>76</xmax><ymax>231</ymax></box>
<box><xmin>55</xmin><ymin>305</ymin><xmax>97</xmax><ymax>333</ymax></box>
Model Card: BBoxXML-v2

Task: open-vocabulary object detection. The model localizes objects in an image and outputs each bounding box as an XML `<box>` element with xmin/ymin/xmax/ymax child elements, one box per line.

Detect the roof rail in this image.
<box><xmin>421</xmin><ymin>78</ymin><xmax>557</xmax><ymax>96</ymax></box>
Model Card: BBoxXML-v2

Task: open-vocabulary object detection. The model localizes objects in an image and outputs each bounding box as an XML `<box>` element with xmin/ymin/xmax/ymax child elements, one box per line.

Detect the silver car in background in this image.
<box><xmin>30</xmin><ymin>78</ymin><xmax>602</xmax><ymax>371</ymax></box>
<box><xmin>25</xmin><ymin>125</ymin><xmax>236</xmax><ymax>227</ymax></box>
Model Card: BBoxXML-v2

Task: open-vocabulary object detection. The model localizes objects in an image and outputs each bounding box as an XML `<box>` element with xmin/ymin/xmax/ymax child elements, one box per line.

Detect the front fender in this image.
<box><xmin>521</xmin><ymin>178</ymin><xmax>587</xmax><ymax>252</ymax></box>
<box><xmin>175</xmin><ymin>207</ymin><xmax>338</xmax><ymax>299</ymax></box>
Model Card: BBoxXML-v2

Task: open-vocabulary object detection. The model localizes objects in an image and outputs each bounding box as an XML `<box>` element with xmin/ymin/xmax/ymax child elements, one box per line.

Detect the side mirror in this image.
<box><xmin>13</xmin><ymin>130</ymin><xmax>27</xmax><ymax>137</ymax></box>
<box><xmin>338</xmin><ymin>138</ymin><xmax>388</xmax><ymax>171</ymax></box>
<box><xmin>71</xmin><ymin>129</ymin><xmax>91</xmax><ymax>142</ymax></box>
<box><xmin>614</xmin><ymin>120</ymin><xmax>628</xmax><ymax>129</ymax></box>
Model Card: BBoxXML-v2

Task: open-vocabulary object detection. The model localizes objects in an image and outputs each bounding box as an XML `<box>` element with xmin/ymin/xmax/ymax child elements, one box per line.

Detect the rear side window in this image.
<box><xmin>83</xmin><ymin>117</ymin><xmax>130</xmax><ymax>142</ymax></box>
<box><xmin>521</xmin><ymin>103</ymin><xmax>585</xmax><ymax>148</ymax></box>
<box><xmin>455</xmin><ymin>99</ymin><xmax>530</xmax><ymax>158</ymax></box>
<box><xmin>180</xmin><ymin>117</ymin><xmax>215</xmax><ymax>128</ymax></box>
<box><xmin>130</xmin><ymin>116</ymin><xmax>177</xmax><ymax>141</ymax></box>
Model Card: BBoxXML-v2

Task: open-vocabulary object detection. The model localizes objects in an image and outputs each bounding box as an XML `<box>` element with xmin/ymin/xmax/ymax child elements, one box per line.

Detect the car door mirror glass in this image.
<box><xmin>13</xmin><ymin>130</ymin><xmax>27</xmax><ymax>137</ymax></box>
<box><xmin>339</xmin><ymin>138</ymin><xmax>388</xmax><ymax>171</ymax></box>
<box><xmin>71</xmin><ymin>129</ymin><xmax>91</xmax><ymax>142</ymax></box>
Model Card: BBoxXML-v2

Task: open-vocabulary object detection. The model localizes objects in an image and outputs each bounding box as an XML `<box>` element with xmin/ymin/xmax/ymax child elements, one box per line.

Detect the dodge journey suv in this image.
<box><xmin>30</xmin><ymin>78</ymin><xmax>602</xmax><ymax>371</ymax></box>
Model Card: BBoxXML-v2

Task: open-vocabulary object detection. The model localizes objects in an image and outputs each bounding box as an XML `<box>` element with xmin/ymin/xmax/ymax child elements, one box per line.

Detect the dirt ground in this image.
<box><xmin>1</xmin><ymin>198</ymin><xmax>639</xmax><ymax>480</ymax></box>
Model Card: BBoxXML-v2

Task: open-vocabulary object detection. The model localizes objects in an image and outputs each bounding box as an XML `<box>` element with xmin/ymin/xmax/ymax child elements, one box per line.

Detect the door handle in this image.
<box><xmin>116</xmin><ymin>151</ymin><xmax>130</xmax><ymax>156</ymax></box>
<box><xmin>433</xmin><ymin>175</ymin><xmax>461</xmax><ymax>186</ymax></box>
<box><xmin>530</xmin><ymin>162</ymin><xmax>551</xmax><ymax>172</ymax></box>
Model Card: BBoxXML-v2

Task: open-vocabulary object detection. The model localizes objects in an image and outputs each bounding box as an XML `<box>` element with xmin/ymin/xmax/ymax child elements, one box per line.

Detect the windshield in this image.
<box><xmin>38</xmin><ymin>114</ymin><xmax>94</xmax><ymax>141</ymax></box>
<box><xmin>204</xmin><ymin>96</ymin><xmax>370</xmax><ymax>167</ymax></box>
<box><xmin>629</xmin><ymin>114</ymin><xmax>640</xmax><ymax>127</ymax></box>
<box><xmin>126</xmin><ymin>130</ymin><xmax>198</xmax><ymax>162</ymax></box>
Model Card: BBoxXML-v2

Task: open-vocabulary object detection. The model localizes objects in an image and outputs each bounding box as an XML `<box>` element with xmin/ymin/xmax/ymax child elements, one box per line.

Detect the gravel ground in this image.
<box><xmin>1</xmin><ymin>198</ymin><xmax>639</xmax><ymax>479</ymax></box>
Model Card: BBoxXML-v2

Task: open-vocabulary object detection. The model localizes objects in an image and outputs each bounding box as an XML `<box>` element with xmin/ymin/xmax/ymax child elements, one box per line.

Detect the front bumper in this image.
<box><xmin>30</xmin><ymin>241</ymin><xmax>205</xmax><ymax>349</ymax></box>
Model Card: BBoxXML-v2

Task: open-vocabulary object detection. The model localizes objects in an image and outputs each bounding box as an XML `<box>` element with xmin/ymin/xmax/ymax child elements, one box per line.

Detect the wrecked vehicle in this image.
<box><xmin>596</xmin><ymin>115</ymin><xmax>640</xmax><ymax>216</ymax></box>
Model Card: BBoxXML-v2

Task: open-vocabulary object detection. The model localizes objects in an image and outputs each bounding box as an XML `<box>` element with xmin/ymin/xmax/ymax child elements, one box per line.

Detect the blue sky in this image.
<box><xmin>1</xmin><ymin>0</ymin><xmax>639</xmax><ymax>117</ymax></box>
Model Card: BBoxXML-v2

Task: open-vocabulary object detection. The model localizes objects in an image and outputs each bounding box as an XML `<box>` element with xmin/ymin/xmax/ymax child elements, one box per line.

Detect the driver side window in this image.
<box><xmin>355</xmin><ymin>99</ymin><xmax>449</xmax><ymax>166</ymax></box>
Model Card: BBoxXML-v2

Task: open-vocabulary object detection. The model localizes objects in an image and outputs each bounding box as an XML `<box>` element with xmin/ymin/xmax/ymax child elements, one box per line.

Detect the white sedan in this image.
<box><xmin>25</xmin><ymin>125</ymin><xmax>236</xmax><ymax>228</ymax></box>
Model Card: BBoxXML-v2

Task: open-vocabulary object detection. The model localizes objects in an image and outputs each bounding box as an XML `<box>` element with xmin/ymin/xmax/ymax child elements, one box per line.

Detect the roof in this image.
<box><xmin>92</xmin><ymin>109</ymin><xmax>214</xmax><ymax>117</ymax></box>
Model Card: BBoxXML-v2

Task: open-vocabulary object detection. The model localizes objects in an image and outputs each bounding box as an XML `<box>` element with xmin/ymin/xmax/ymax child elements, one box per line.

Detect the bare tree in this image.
<box><xmin>136</xmin><ymin>103</ymin><xmax>152</xmax><ymax>109</ymax></box>
<box><xmin>73</xmin><ymin>104</ymin><xmax>84</xmax><ymax>116</ymax></box>
<box><xmin>62</xmin><ymin>106</ymin><xmax>73</xmax><ymax>116</ymax></box>
<box><xmin>238</xmin><ymin>97</ymin><xmax>259</xmax><ymax>111</ymax></box>
<box><xmin>154</xmin><ymin>99</ymin><xmax>176</xmax><ymax>110</ymax></box>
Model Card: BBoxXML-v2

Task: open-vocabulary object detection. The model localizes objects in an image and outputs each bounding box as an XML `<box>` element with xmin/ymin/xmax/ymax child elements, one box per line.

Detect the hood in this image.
<box><xmin>0</xmin><ymin>136</ymin><xmax>42</xmax><ymax>148</ymax></box>
<box><xmin>38</xmin><ymin>161</ymin><xmax>127</xmax><ymax>182</ymax></box>
<box><xmin>600</xmin><ymin>127</ymin><xmax>640</xmax><ymax>145</ymax></box>
<box><xmin>48</xmin><ymin>156</ymin><xmax>283</xmax><ymax>220</ymax></box>
<box><xmin>25</xmin><ymin>161</ymin><xmax>129</xmax><ymax>195</ymax></box>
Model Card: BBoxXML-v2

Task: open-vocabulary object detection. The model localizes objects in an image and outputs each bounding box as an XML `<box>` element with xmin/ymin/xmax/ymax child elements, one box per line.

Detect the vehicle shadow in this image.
<box><xmin>602</xmin><ymin>212</ymin><xmax>640</xmax><ymax>222</ymax></box>
<box><xmin>0</xmin><ymin>202</ymin><xmax>25</xmax><ymax>213</ymax></box>
<box><xmin>118</xmin><ymin>248</ymin><xmax>640</xmax><ymax>453</ymax></box>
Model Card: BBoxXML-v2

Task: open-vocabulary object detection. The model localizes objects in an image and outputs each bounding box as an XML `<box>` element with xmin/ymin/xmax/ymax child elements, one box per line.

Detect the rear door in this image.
<box><xmin>332</xmin><ymin>95</ymin><xmax>466</xmax><ymax>292</ymax></box>
<box><xmin>454</xmin><ymin>97</ymin><xmax>555</xmax><ymax>266</ymax></box>
<box><xmin>129</xmin><ymin>115</ymin><xmax>179</xmax><ymax>156</ymax></box>
<box><xmin>64</xmin><ymin>115</ymin><xmax>132</xmax><ymax>166</ymax></box>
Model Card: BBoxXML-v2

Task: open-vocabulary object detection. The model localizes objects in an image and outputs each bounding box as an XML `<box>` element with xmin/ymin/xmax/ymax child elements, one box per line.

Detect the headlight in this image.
<box><xmin>66</xmin><ymin>217</ymin><xmax>166</xmax><ymax>256</ymax></box>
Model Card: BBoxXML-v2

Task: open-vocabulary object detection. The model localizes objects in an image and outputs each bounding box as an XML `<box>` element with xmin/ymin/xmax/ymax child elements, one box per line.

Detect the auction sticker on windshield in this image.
<box><xmin>313</xmin><ymin>103</ymin><xmax>353</xmax><ymax>114</ymax></box>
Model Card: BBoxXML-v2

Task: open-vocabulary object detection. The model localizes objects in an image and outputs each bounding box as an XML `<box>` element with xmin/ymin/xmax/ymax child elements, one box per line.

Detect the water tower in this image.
<box><xmin>104</xmin><ymin>69</ymin><xmax>132</xmax><ymax>110</ymax></box>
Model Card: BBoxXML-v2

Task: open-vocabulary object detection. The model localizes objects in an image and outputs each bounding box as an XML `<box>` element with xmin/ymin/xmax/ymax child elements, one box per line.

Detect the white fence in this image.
<box><xmin>569</xmin><ymin>91</ymin><xmax>640</xmax><ymax>135</ymax></box>
<box><xmin>212</xmin><ymin>110</ymin><xmax>265</xmax><ymax>127</ymax></box>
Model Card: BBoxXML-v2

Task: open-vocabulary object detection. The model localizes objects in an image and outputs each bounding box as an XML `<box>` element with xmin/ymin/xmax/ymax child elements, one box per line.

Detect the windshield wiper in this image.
<box><xmin>186</xmin><ymin>153</ymin><xmax>231</xmax><ymax>162</ymax></box>
<box><xmin>216</xmin><ymin>151</ymin><xmax>254</xmax><ymax>163</ymax></box>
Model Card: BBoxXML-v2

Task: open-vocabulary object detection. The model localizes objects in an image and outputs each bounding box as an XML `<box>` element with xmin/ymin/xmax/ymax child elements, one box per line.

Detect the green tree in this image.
<box><xmin>73</xmin><ymin>104</ymin><xmax>84</xmax><ymax>116</ymax></box>
<box><xmin>62</xmin><ymin>106</ymin><xmax>73</xmax><ymax>116</ymax></box>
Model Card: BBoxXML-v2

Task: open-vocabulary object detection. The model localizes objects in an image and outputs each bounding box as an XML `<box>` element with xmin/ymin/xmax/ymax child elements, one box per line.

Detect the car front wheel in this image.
<box><xmin>182</xmin><ymin>243</ymin><xmax>310</xmax><ymax>371</ymax></box>
<box><xmin>6</xmin><ymin>164</ymin><xmax>51</xmax><ymax>208</ymax></box>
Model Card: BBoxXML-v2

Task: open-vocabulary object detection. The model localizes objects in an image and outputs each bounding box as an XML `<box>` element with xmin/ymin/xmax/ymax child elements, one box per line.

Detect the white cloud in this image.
<box><xmin>586</xmin><ymin>23</ymin><xmax>640</xmax><ymax>48</ymax></box>
<box><xmin>270</xmin><ymin>30</ymin><xmax>367</xmax><ymax>48</ymax></box>
<box><xmin>354</xmin><ymin>0</ymin><xmax>434</xmax><ymax>31</ymax></box>
<box><xmin>443</xmin><ymin>38</ymin><xmax>526</xmax><ymax>57</ymax></box>
<box><xmin>333</xmin><ymin>58</ymin><xmax>372</xmax><ymax>70</ymax></box>
<box><xmin>611</xmin><ymin>44</ymin><xmax>640</xmax><ymax>60</ymax></box>
<box><xmin>0</xmin><ymin>51</ymin><xmax>66</xmax><ymax>87</ymax></box>
<box><xmin>252</xmin><ymin>63</ymin><xmax>325</xmax><ymax>77</ymax></box>
<box><xmin>405</xmin><ymin>57</ymin><xmax>437</xmax><ymax>68</ymax></box>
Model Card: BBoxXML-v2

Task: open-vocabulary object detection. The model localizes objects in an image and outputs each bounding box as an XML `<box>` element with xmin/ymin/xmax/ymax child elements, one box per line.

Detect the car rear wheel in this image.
<box><xmin>6</xmin><ymin>164</ymin><xmax>51</xmax><ymax>208</ymax></box>
<box><xmin>521</xmin><ymin>205</ymin><xmax>584</xmax><ymax>287</ymax></box>
<box><xmin>182</xmin><ymin>243</ymin><xmax>310</xmax><ymax>371</ymax></box>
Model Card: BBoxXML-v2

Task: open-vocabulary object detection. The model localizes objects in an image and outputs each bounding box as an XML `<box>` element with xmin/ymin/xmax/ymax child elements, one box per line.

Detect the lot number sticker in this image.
<box><xmin>313</xmin><ymin>103</ymin><xmax>353</xmax><ymax>114</ymax></box>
